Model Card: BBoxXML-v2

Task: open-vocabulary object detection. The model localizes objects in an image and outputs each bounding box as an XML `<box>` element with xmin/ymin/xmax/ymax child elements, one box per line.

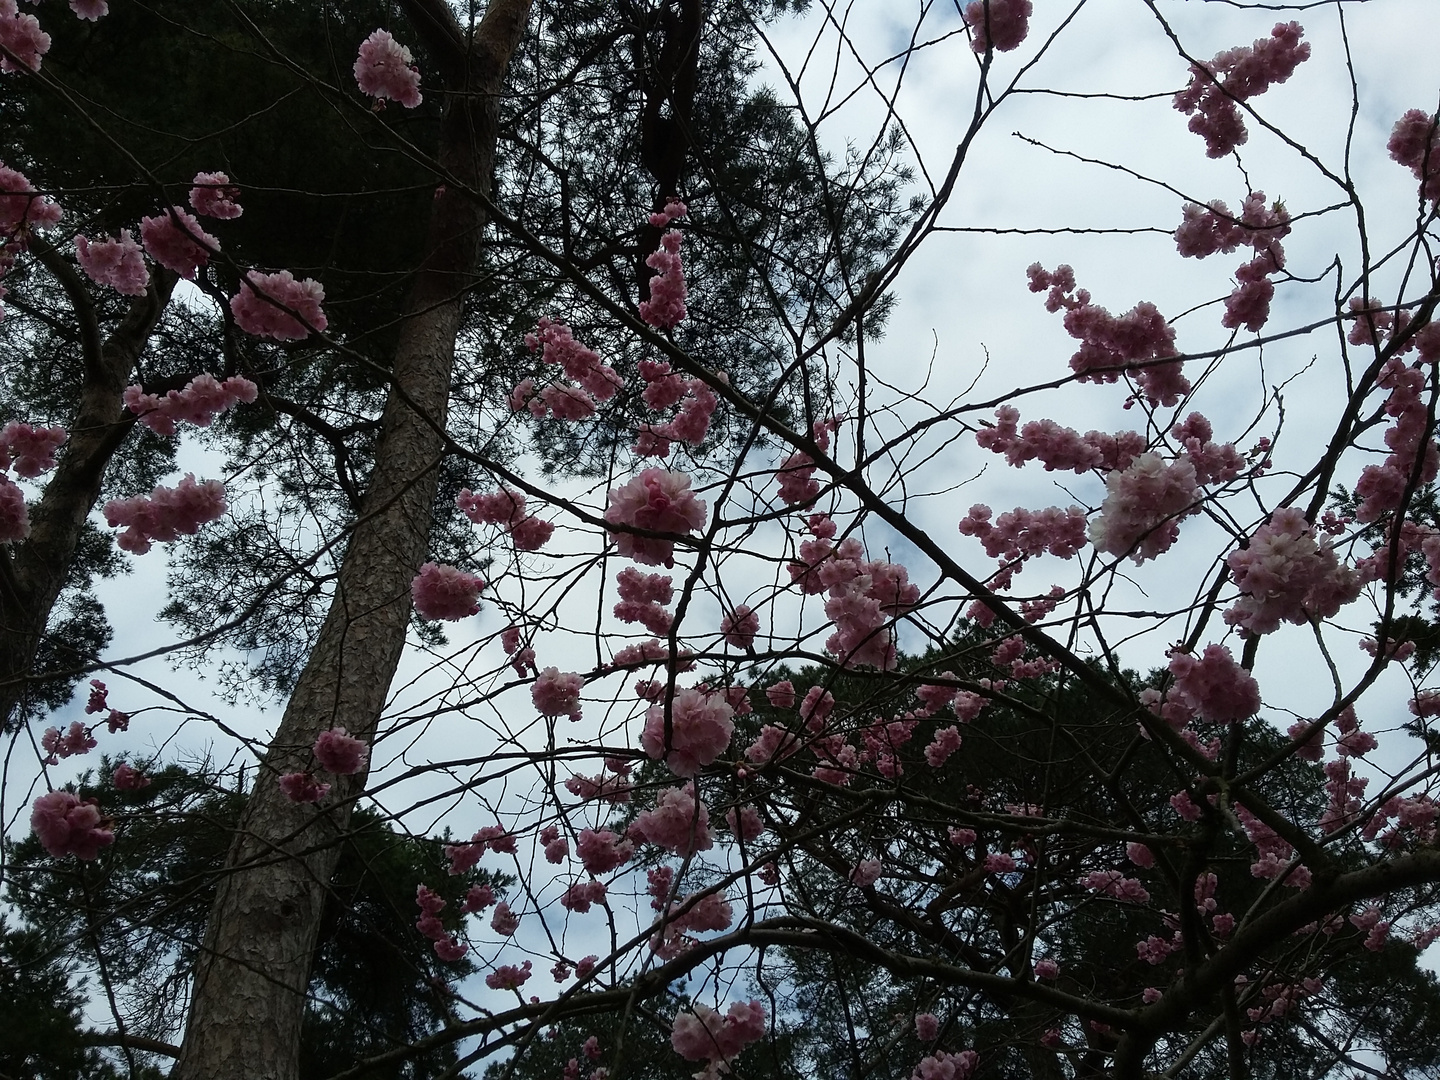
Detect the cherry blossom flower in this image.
<box><xmin>628</xmin><ymin>783</ymin><xmax>714</xmax><ymax>854</ymax></box>
<box><xmin>912</xmin><ymin>1050</ymin><xmax>978</xmax><ymax>1080</ymax></box>
<box><xmin>962</xmin><ymin>0</ymin><xmax>1031</xmax><ymax>53</ymax></box>
<box><xmin>1389</xmin><ymin>109</ymin><xmax>1440</xmax><ymax>202</ymax></box>
<box><xmin>604</xmin><ymin>468</ymin><xmax>707</xmax><ymax>567</ymax></box>
<box><xmin>0</xmin><ymin>474</ymin><xmax>28</xmax><ymax>541</ymax></box>
<box><xmin>410</xmin><ymin>562</ymin><xmax>484</xmax><ymax>620</ymax></box>
<box><xmin>354</xmin><ymin>29</ymin><xmax>422</xmax><ymax>108</ymax></box>
<box><xmin>641</xmin><ymin>687</ymin><xmax>735</xmax><ymax>777</ymax></box>
<box><xmin>0</xmin><ymin>161</ymin><xmax>61</xmax><ymax>233</ymax></box>
<box><xmin>279</xmin><ymin>772</ymin><xmax>330</xmax><ymax>803</ymax></box>
<box><xmin>670</xmin><ymin>1000</ymin><xmax>766</xmax><ymax>1064</ymax></box>
<box><xmin>1225</xmin><ymin>508</ymin><xmax>1362</xmax><ymax>634</ymax></box>
<box><xmin>112</xmin><ymin>763</ymin><xmax>150</xmax><ymax>791</ymax></box>
<box><xmin>123</xmin><ymin>374</ymin><xmax>258</xmax><ymax>436</ymax></box>
<box><xmin>533</xmin><ymin>667</ymin><xmax>584</xmax><ymax>719</ymax></box>
<box><xmin>70</xmin><ymin>0</ymin><xmax>107</xmax><ymax>19</ymax></box>
<box><xmin>312</xmin><ymin>726</ymin><xmax>368</xmax><ymax>774</ymax></box>
<box><xmin>76</xmin><ymin>231</ymin><xmax>148</xmax><ymax>295</ymax></box>
<box><xmin>0</xmin><ymin>0</ymin><xmax>50</xmax><ymax>73</ymax></box>
<box><xmin>1088</xmin><ymin>453</ymin><xmax>1200</xmax><ymax>562</ymax></box>
<box><xmin>139</xmin><ymin>207</ymin><xmax>218</xmax><ymax>279</ymax></box>
<box><xmin>1</xmin><ymin>421</ymin><xmax>65</xmax><ymax>477</ymax></box>
<box><xmin>103</xmin><ymin>474</ymin><xmax>227</xmax><ymax>554</ymax></box>
<box><xmin>231</xmin><ymin>271</ymin><xmax>327</xmax><ymax>340</ymax></box>
<box><xmin>915</xmin><ymin>1013</ymin><xmax>939</xmax><ymax>1042</ymax></box>
<box><xmin>575</xmin><ymin>828</ymin><xmax>634</xmax><ymax>875</ymax></box>
<box><xmin>189</xmin><ymin>171</ymin><xmax>243</xmax><ymax>219</ymax></box>
<box><xmin>30</xmin><ymin>790</ymin><xmax>113</xmax><ymax>860</ymax></box>
<box><xmin>486</xmin><ymin>960</ymin><xmax>532</xmax><ymax>989</ymax></box>
<box><xmin>490</xmin><ymin>901</ymin><xmax>520</xmax><ymax>936</ymax></box>
<box><xmin>1173</xmin><ymin>23</ymin><xmax>1311</xmax><ymax>157</ymax></box>
<box><xmin>1168</xmin><ymin>644</ymin><xmax>1261</xmax><ymax>723</ymax></box>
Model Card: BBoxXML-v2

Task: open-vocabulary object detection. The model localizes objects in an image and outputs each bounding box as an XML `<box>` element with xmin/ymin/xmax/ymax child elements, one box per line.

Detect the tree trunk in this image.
<box><xmin>0</xmin><ymin>258</ymin><xmax>175</xmax><ymax>729</ymax></box>
<box><xmin>171</xmin><ymin>3</ymin><xmax>532</xmax><ymax>1078</ymax></box>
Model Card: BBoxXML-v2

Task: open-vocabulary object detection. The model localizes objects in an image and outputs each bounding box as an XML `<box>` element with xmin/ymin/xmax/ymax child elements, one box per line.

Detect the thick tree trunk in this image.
<box><xmin>171</xmin><ymin>3</ymin><xmax>531</xmax><ymax>1078</ymax></box>
<box><xmin>0</xmin><ymin>259</ymin><xmax>175</xmax><ymax>729</ymax></box>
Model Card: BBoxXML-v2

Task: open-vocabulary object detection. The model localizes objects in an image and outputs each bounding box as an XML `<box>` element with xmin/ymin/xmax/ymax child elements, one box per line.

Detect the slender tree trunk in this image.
<box><xmin>0</xmin><ymin>258</ymin><xmax>175</xmax><ymax>729</ymax></box>
<box><xmin>171</xmin><ymin>3</ymin><xmax>531</xmax><ymax>1078</ymax></box>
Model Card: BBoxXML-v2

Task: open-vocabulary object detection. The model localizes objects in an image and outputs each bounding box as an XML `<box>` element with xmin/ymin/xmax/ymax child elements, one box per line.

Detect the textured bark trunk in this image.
<box><xmin>171</xmin><ymin>3</ymin><xmax>531</xmax><ymax>1078</ymax></box>
<box><xmin>0</xmin><ymin>259</ymin><xmax>174</xmax><ymax>729</ymax></box>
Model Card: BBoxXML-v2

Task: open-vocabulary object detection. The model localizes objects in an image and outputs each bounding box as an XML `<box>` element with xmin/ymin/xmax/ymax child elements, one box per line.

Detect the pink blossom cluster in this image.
<box><xmin>614</xmin><ymin>566</ymin><xmax>674</xmax><ymax>635</ymax></box>
<box><xmin>641</xmin><ymin>686</ymin><xmax>735</xmax><ymax>776</ymax></box>
<box><xmin>912</xmin><ymin>1050</ymin><xmax>978</xmax><ymax>1080</ymax></box>
<box><xmin>1343</xmin><ymin>298</ymin><xmax>1440</xmax><ymax>363</ymax></box>
<box><xmin>512</xmin><ymin>318</ymin><xmax>622</xmax><ymax>423</ymax></box>
<box><xmin>1088</xmin><ymin>453</ymin><xmax>1200</xmax><ymax>562</ymax></box>
<box><xmin>1172</xmin><ymin>23</ymin><xmax>1311</xmax><ymax>158</ymax></box>
<box><xmin>140</xmin><ymin>207</ymin><xmax>218</xmax><ymax>280</ymax></box>
<box><xmin>41</xmin><ymin>720</ymin><xmax>96</xmax><ymax>762</ymax></box>
<box><xmin>533</xmin><ymin>667</ymin><xmax>585</xmax><ymax>719</ymax></box>
<box><xmin>561</xmin><ymin>880</ymin><xmax>608</xmax><ymax>913</ymax></box>
<box><xmin>915</xmin><ymin>1013</ymin><xmax>940</xmax><ymax>1042</ymax></box>
<box><xmin>30</xmin><ymin>790</ymin><xmax>113</xmax><ymax>860</ymax></box>
<box><xmin>639</xmin><ymin>201</ymin><xmax>688</xmax><ymax>329</ymax></box>
<box><xmin>720</xmin><ymin>604</ymin><xmax>760</xmax><ymax>649</ymax></box>
<box><xmin>1027</xmin><ymin>264</ymin><xmax>1189</xmax><ymax>407</ymax></box>
<box><xmin>70</xmin><ymin>0</ymin><xmax>107</xmax><ymax>19</ymax></box>
<box><xmin>1234</xmin><ymin>802</ymin><xmax>1305</xmax><ymax>885</ymax></box>
<box><xmin>629</xmin><ymin>783</ymin><xmax>714</xmax><ymax>854</ymax></box>
<box><xmin>1170</xmin><ymin>413</ymin><xmax>1246</xmax><ymax>486</ymax></box>
<box><xmin>189</xmin><ymin>171</ymin><xmax>242</xmax><ymax>219</ymax></box>
<box><xmin>774</xmin><ymin>419</ymin><xmax>837</xmax><ymax>505</ymax></box>
<box><xmin>113</xmin><ymin>763</ymin><xmax>150</xmax><ymax>791</ymax></box>
<box><xmin>604</xmin><ymin>467</ymin><xmax>707</xmax><ymax>567</ymax></box>
<box><xmin>231</xmin><ymin>271</ymin><xmax>327</xmax><ymax>341</ymax></box>
<box><xmin>565</xmin><ymin>770</ymin><xmax>632</xmax><ymax>804</ymax></box>
<box><xmin>415</xmin><ymin>884</ymin><xmax>468</xmax><ymax>961</ymax></box>
<box><xmin>1080</xmin><ymin>870</ymin><xmax>1150</xmax><ymax>903</ymax></box>
<box><xmin>457</xmin><ymin>487</ymin><xmax>553</xmax><ymax>552</ymax></box>
<box><xmin>124</xmin><ymin>373</ymin><xmax>259</xmax><ymax>436</ymax></box>
<box><xmin>0</xmin><ymin>0</ymin><xmax>50</xmax><ymax>73</ymax></box>
<box><xmin>103</xmin><ymin>473</ymin><xmax>227</xmax><ymax>554</ymax></box>
<box><xmin>1349</xmin><ymin>907</ymin><xmax>1391</xmax><ymax>952</ymax></box>
<box><xmin>2</xmin><ymin>420</ymin><xmax>65</xmax><ymax>477</ymax></box>
<box><xmin>1167</xmin><ymin>644</ymin><xmax>1260</xmax><ymax>723</ymax></box>
<box><xmin>636</xmin><ymin>377</ymin><xmax>719</xmax><ymax>457</ymax></box>
<box><xmin>1353</xmin><ymin>358</ymin><xmax>1439</xmax><ymax>522</ymax></box>
<box><xmin>279</xmin><ymin>772</ymin><xmax>330</xmax><ymax>803</ymax></box>
<box><xmin>76</xmin><ymin>231</ymin><xmax>149</xmax><ymax>295</ymax></box>
<box><xmin>410</xmin><ymin>561</ymin><xmax>484</xmax><ymax>621</ymax></box>
<box><xmin>1175</xmin><ymin>191</ymin><xmax>1291</xmax><ymax>331</ymax></box>
<box><xmin>576</xmin><ymin>828</ymin><xmax>635</xmax><ymax>875</ymax></box>
<box><xmin>1224</xmin><ymin>508</ymin><xmax>1362</xmax><ymax>634</ymax></box>
<box><xmin>1320</xmin><ymin>757</ymin><xmax>1368</xmax><ymax>836</ymax></box>
<box><xmin>959</xmin><ymin>503</ymin><xmax>1087</xmax><ymax>564</ymax></box>
<box><xmin>670</xmin><ymin>1000</ymin><xmax>766</xmax><ymax>1065</ymax></box>
<box><xmin>976</xmin><ymin>405</ymin><xmax>1144</xmax><ymax>474</ymax></box>
<box><xmin>1245</xmin><ymin>977</ymin><xmax>1323</xmax><ymax>1026</ymax></box>
<box><xmin>0</xmin><ymin>161</ymin><xmax>62</xmax><ymax>234</ymax></box>
<box><xmin>1387</xmin><ymin>109</ymin><xmax>1440</xmax><ymax>203</ymax></box>
<box><xmin>962</xmin><ymin>0</ymin><xmax>1031</xmax><ymax>53</ymax></box>
<box><xmin>483</xmin><ymin>959</ymin><xmax>531</xmax><ymax>989</ymax></box>
<box><xmin>725</xmin><ymin>804</ymin><xmax>764</xmax><ymax>841</ymax></box>
<box><xmin>312</xmin><ymin>726</ymin><xmax>368</xmax><ymax>774</ymax></box>
<box><xmin>354</xmin><ymin>29</ymin><xmax>422</xmax><ymax>108</ymax></box>
<box><xmin>0</xmin><ymin>473</ymin><xmax>26</xmax><ymax>541</ymax></box>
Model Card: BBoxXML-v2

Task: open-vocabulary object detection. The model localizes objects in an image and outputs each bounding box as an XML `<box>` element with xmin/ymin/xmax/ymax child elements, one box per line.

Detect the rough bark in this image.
<box><xmin>170</xmin><ymin>3</ymin><xmax>532</xmax><ymax>1078</ymax></box>
<box><xmin>0</xmin><ymin>255</ymin><xmax>175</xmax><ymax>729</ymax></box>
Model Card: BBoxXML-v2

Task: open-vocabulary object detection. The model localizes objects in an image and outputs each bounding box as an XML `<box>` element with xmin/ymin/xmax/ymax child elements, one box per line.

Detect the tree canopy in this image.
<box><xmin>3</xmin><ymin>1</ymin><xmax>1440</xmax><ymax>1079</ymax></box>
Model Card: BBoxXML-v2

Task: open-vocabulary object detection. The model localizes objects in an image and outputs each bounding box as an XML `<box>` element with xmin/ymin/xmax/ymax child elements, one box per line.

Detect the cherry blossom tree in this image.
<box><xmin>5</xmin><ymin>2</ymin><xmax>1440</xmax><ymax>1080</ymax></box>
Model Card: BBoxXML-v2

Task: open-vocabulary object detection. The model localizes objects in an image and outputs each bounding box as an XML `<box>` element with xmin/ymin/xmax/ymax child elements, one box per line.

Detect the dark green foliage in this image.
<box><xmin>5</xmin><ymin>764</ymin><xmax>504</xmax><ymax>1079</ymax></box>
